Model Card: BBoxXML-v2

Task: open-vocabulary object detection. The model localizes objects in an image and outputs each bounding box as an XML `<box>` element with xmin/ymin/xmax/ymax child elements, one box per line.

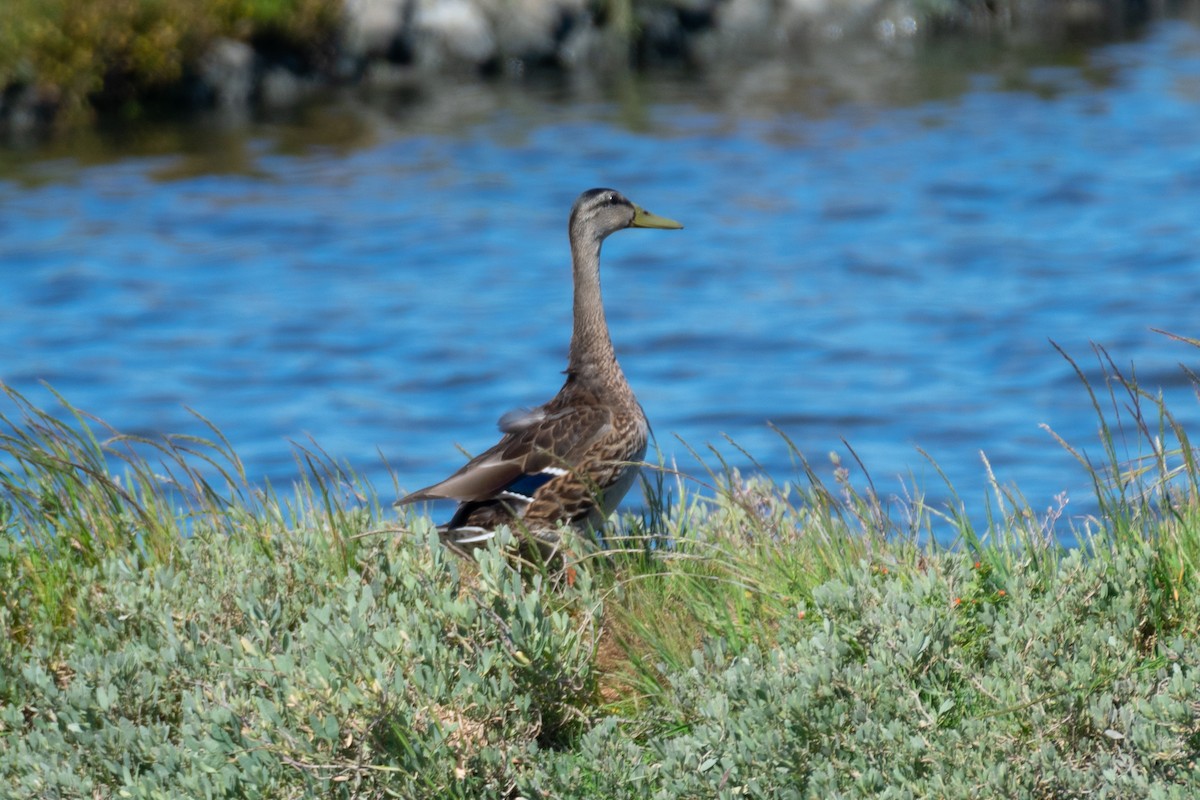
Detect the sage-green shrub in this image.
<box><xmin>521</xmin><ymin>548</ymin><xmax>1200</xmax><ymax>799</ymax></box>
<box><xmin>0</xmin><ymin>525</ymin><xmax>601</xmax><ymax>799</ymax></box>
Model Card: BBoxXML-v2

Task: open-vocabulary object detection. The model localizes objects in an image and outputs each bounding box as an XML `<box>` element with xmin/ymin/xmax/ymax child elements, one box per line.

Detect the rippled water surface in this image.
<box><xmin>5</xmin><ymin>21</ymin><xmax>1200</xmax><ymax>539</ymax></box>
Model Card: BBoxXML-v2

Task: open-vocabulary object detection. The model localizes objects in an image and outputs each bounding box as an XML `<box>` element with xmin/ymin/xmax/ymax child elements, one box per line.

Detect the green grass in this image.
<box><xmin>2</xmin><ymin>340</ymin><xmax>1199</xmax><ymax>797</ymax></box>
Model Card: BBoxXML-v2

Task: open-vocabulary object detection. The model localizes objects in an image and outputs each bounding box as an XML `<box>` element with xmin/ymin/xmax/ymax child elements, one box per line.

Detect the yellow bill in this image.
<box><xmin>631</xmin><ymin>205</ymin><xmax>683</xmax><ymax>230</ymax></box>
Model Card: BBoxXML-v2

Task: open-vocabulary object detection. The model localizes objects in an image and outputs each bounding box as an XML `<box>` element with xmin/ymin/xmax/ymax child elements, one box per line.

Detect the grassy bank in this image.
<box><xmin>1</xmin><ymin>343</ymin><xmax>1199</xmax><ymax>798</ymax></box>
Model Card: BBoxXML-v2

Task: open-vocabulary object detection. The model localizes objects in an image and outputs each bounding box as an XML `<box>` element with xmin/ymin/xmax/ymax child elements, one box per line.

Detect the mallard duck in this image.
<box><xmin>396</xmin><ymin>188</ymin><xmax>682</xmax><ymax>561</ymax></box>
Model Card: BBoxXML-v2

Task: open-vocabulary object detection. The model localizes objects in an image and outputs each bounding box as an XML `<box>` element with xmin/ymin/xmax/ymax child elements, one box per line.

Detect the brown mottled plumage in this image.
<box><xmin>395</xmin><ymin>188</ymin><xmax>682</xmax><ymax>560</ymax></box>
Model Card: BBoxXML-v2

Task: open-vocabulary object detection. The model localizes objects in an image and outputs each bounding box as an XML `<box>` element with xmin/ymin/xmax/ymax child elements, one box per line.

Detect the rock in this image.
<box><xmin>556</xmin><ymin>14</ymin><xmax>607</xmax><ymax>70</ymax></box>
<box><xmin>412</xmin><ymin>0</ymin><xmax>497</xmax><ymax>69</ymax></box>
<box><xmin>342</xmin><ymin>0</ymin><xmax>412</xmax><ymax>61</ymax></box>
<box><xmin>260</xmin><ymin>67</ymin><xmax>316</xmax><ymax>108</ymax></box>
<box><xmin>0</xmin><ymin>85</ymin><xmax>54</xmax><ymax>140</ymax></box>
<box><xmin>715</xmin><ymin>0</ymin><xmax>780</xmax><ymax>46</ymax></box>
<box><xmin>780</xmin><ymin>0</ymin><xmax>879</xmax><ymax>39</ymax></box>
<box><xmin>477</xmin><ymin>0</ymin><xmax>586</xmax><ymax>62</ymax></box>
<box><xmin>198</xmin><ymin>38</ymin><xmax>257</xmax><ymax>110</ymax></box>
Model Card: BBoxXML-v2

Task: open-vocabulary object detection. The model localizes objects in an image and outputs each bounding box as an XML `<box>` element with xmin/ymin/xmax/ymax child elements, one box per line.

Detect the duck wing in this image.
<box><xmin>396</xmin><ymin>402</ymin><xmax>613</xmax><ymax>506</ymax></box>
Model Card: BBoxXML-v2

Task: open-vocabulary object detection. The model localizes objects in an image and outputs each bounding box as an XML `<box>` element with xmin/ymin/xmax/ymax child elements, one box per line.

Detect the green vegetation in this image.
<box><xmin>2</xmin><ymin>342</ymin><xmax>1199</xmax><ymax>797</ymax></box>
<box><xmin>0</xmin><ymin>0</ymin><xmax>339</xmax><ymax>122</ymax></box>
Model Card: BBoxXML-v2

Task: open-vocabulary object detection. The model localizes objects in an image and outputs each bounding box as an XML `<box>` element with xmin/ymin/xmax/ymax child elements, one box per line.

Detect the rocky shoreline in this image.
<box><xmin>0</xmin><ymin>0</ymin><xmax>1182</xmax><ymax>137</ymax></box>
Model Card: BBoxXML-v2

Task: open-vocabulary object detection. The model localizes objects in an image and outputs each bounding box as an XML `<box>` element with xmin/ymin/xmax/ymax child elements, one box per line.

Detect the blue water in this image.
<box><xmin>4</xmin><ymin>21</ymin><xmax>1200</xmax><ymax>539</ymax></box>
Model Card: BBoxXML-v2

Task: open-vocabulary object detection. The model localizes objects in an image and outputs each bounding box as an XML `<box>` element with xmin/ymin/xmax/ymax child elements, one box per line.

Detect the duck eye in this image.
<box><xmin>607</xmin><ymin>193</ymin><xmax>617</xmax><ymax>205</ymax></box>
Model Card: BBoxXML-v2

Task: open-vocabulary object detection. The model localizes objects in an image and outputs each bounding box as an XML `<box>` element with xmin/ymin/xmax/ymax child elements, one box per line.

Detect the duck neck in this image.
<box><xmin>567</xmin><ymin>234</ymin><xmax>620</xmax><ymax>383</ymax></box>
